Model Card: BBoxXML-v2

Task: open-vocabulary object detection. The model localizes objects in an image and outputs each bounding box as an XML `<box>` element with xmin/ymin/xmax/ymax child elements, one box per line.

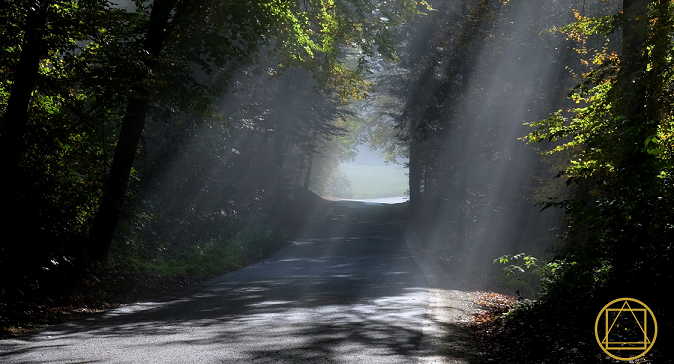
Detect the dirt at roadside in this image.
<box><xmin>386</xmin><ymin>202</ymin><xmax>518</xmax><ymax>364</ymax></box>
<box><xmin>394</xmin><ymin>218</ymin><xmax>482</xmax><ymax>364</ymax></box>
<box><xmin>1</xmin><ymin>190</ymin><xmax>329</xmax><ymax>339</ymax></box>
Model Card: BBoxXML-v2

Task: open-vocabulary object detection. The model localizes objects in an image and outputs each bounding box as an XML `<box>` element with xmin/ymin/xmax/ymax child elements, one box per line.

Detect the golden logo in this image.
<box><xmin>594</xmin><ymin>298</ymin><xmax>658</xmax><ymax>361</ymax></box>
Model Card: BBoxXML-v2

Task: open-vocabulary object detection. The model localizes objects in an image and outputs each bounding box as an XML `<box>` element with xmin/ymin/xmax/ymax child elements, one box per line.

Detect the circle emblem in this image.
<box><xmin>594</xmin><ymin>298</ymin><xmax>657</xmax><ymax>361</ymax></box>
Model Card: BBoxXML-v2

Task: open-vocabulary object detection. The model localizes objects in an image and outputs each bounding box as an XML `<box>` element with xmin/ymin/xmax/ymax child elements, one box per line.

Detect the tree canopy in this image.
<box><xmin>1</xmin><ymin>1</ymin><xmax>672</xmax><ymax>361</ymax></box>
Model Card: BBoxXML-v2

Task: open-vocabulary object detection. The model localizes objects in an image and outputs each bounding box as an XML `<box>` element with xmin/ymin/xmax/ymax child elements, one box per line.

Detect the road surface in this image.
<box><xmin>0</xmin><ymin>200</ymin><xmax>478</xmax><ymax>363</ymax></box>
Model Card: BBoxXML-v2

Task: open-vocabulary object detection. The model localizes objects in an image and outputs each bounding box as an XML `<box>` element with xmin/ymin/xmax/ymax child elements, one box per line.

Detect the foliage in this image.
<box><xmin>486</xmin><ymin>1</ymin><xmax>674</xmax><ymax>362</ymax></box>
<box><xmin>1</xmin><ymin>0</ymin><xmax>430</xmax><ymax>304</ymax></box>
<box><xmin>526</xmin><ymin>1</ymin><xmax>674</xmax><ymax>189</ymax></box>
<box><xmin>494</xmin><ymin>253</ymin><xmax>539</xmax><ymax>276</ymax></box>
<box><xmin>112</xmin><ymin>220</ymin><xmax>286</xmax><ymax>278</ymax></box>
<box><xmin>390</xmin><ymin>0</ymin><xmax>576</xmax><ymax>271</ymax></box>
<box><xmin>525</xmin><ymin>0</ymin><xmax>674</xmax><ymax>278</ymax></box>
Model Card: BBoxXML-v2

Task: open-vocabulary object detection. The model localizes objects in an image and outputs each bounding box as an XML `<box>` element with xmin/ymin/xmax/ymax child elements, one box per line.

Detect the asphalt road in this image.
<box><xmin>0</xmin><ymin>200</ymin><xmax>474</xmax><ymax>363</ymax></box>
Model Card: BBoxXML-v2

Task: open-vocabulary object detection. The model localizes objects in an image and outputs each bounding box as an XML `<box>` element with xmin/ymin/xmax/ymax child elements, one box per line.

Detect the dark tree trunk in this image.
<box><xmin>618</xmin><ymin>0</ymin><xmax>648</xmax><ymax>123</ymax></box>
<box><xmin>409</xmin><ymin>127</ymin><xmax>422</xmax><ymax>209</ymax></box>
<box><xmin>272</xmin><ymin>126</ymin><xmax>287</xmax><ymax>174</ymax></box>
<box><xmin>619</xmin><ymin>0</ymin><xmax>648</xmax><ymax>118</ymax></box>
<box><xmin>621</xmin><ymin>0</ymin><xmax>649</xmax><ymax>77</ymax></box>
<box><xmin>611</xmin><ymin>0</ymin><xmax>651</xmax><ymax>283</ymax></box>
<box><xmin>0</xmin><ymin>5</ymin><xmax>46</xmax><ymax>225</ymax></box>
<box><xmin>246</xmin><ymin>130</ymin><xmax>270</xmax><ymax>183</ymax></box>
<box><xmin>88</xmin><ymin>0</ymin><xmax>175</xmax><ymax>261</ymax></box>
<box><xmin>303</xmin><ymin>152</ymin><xmax>314</xmax><ymax>190</ymax></box>
<box><xmin>616</xmin><ymin>0</ymin><xmax>649</xmax><ymax>173</ymax></box>
<box><xmin>264</xmin><ymin>76</ymin><xmax>298</xmax><ymax>190</ymax></box>
<box><xmin>228</xmin><ymin>129</ymin><xmax>254</xmax><ymax>184</ymax></box>
<box><xmin>423</xmin><ymin>165</ymin><xmax>431</xmax><ymax>200</ymax></box>
<box><xmin>456</xmin><ymin>166</ymin><xmax>468</xmax><ymax>247</ymax></box>
<box><xmin>404</xmin><ymin>67</ymin><xmax>434</xmax><ymax>212</ymax></box>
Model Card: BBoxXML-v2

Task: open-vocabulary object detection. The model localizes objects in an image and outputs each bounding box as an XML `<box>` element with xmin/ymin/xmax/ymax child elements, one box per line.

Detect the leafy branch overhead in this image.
<box><xmin>494</xmin><ymin>253</ymin><xmax>538</xmax><ymax>276</ymax></box>
<box><xmin>525</xmin><ymin>2</ymin><xmax>674</xmax><ymax>185</ymax></box>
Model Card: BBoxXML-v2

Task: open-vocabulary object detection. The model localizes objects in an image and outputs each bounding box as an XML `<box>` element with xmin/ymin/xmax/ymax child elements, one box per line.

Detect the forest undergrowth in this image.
<box><xmin>407</xmin><ymin>198</ymin><xmax>670</xmax><ymax>363</ymax></box>
<box><xmin>0</xmin><ymin>190</ymin><xmax>327</xmax><ymax>339</ymax></box>
<box><xmin>469</xmin><ymin>291</ymin><xmax>658</xmax><ymax>364</ymax></box>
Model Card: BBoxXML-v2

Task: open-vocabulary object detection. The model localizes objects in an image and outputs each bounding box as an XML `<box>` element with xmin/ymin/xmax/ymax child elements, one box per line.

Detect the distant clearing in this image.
<box><xmin>340</xmin><ymin>163</ymin><xmax>408</xmax><ymax>199</ymax></box>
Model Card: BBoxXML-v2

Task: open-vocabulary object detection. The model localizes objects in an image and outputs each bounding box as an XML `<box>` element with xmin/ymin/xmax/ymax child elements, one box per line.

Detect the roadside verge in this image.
<box><xmin>394</xmin><ymin>220</ymin><xmax>482</xmax><ymax>364</ymax></box>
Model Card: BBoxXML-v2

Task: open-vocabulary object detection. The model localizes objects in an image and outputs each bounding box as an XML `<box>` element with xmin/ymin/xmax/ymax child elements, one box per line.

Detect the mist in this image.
<box><xmin>132</xmin><ymin>0</ymin><xmax>582</xmax><ymax>285</ymax></box>
<box><xmin>313</xmin><ymin>0</ymin><xmax>596</xmax><ymax>283</ymax></box>
<box><xmin>6</xmin><ymin>0</ymin><xmax>670</xmax><ymax>362</ymax></box>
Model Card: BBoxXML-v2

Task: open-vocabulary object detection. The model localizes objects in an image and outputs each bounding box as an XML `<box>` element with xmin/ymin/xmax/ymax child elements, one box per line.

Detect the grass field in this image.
<box><xmin>339</xmin><ymin>163</ymin><xmax>408</xmax><ymax>199</ymax></box>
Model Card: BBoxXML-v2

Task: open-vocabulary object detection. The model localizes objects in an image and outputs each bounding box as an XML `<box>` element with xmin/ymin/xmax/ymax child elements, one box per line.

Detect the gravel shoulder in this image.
<box><xmin>394</xmin><ymin>220</ymin><xmax>482</xmax><ymax>364</ymax></box>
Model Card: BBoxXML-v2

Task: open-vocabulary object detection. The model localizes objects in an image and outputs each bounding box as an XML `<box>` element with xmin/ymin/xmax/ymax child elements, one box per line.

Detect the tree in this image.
<box><xmin>1</xmin><ymin>0</ymin><xmax>112</xmax><ymax>173</ymax></box>
<box><xmin>368</xmin><ymin>0</ymin><xmax>583</xmax><ymax>264</ymax></box>
<box><xmin>86</xmin><ymin>0</ymin><xmax>425</xmax><ymax>261</ymax></box>
<box><xmin>523</xmin><ymin>1</ymin><xmax>674</xmax><ymax>359</ymax></box>
<box><xmin>87</xmin><ymin>0</ymin><xmax>177</xmax><ymax>261</ymax></box>
<box><xmin>0</xmin><ymin>0</ymin><xmax>115</xmax><ymax>241</ymax></box>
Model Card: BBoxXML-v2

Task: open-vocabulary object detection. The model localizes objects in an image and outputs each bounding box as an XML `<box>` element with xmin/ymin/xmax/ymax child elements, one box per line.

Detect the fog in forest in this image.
<box><xmin>4</xmin><ymin>0</ymin><xmax>672</xmax><ymax>361</ymax></box>
<box><xmin>312</xmin><ymin>0</ymin><xmax>587</xmax><ymax>277</ymax></box>
<box><xmin>3</xmin><ymin>0</ymin><xmax>587</xmax><ymax>294</ymax></box>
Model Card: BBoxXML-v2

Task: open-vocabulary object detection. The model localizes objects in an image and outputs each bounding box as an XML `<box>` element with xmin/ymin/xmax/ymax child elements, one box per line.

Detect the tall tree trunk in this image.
<box><xmin>423</xmin><ymin>165</ymin><xmax>431</xmax><ymax>200</ymax></box>
<box><xmin>265</xmin><ymin>76</ymin><xmax>297</xmax><ymax>191</ymax></box>
<box><xmin>612</xmin><ymin>0</ymin><xmax>651</xmax><ymax>284</ymax></box>
<box><xmin>0</xmin><ymin>4</ymin><xmax>46</xmax><ymax>228</ymax></box>
<box><xmin>621</xmin><ymin>0</ymin><xmax>649</xmax><ymax>77</ymax></box>
<box><xmin>616</xmin><ymin>0</ymin><xmax>649</xmax><ymax>174</ymax></box>
<box><xmin>230</xmin><ymin>129</ymin><xmax>256</xmax><ymax>183</ymax></box>
<box><xmin>455</xmin><ymin>165</ymin><xmax>468</xmax><ymax>247</ymax></box>
<box><xmin>301</xmin><ymin>130</ymin><xmax>318</xmax><ymax>190</ymax></box>
<box><xmin>246</xmin><ymin>130</ymin><xmax>270</xmax><ymax>184</ymax></box>
<box><xmin>271</xmin><ymin>125</ymin><xmax>287</xmax><ymax>179</ymax></box>
<box><xmin>303</xmin><ymin>151</ymin><xmax>314</xmax><ymax>190</ymax></box>
<box><xmin>409</xmin><ymin>126</ymin><xmax>422</xmax><ymax>209</ymax></box>
<box><xmin>618</xmin><ymin>0</ymin><xmax>648</xmax><ymax>124</ymax></box>
<box><xmin>618</xmin><ymin>0</ymin><xmax>648</xmax><ymax>128</ymax></box>
<box><xmin>88</xmin><ymin>0</ymin><xmax>175</xmax><ymax>261</ymax></box>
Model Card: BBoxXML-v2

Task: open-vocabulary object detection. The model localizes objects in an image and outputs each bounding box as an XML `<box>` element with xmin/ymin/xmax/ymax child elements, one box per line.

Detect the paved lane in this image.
<box><xmin>0</xmin><ymin>201</ymin><xmax>430</xmax><ymax>363</ymax></box>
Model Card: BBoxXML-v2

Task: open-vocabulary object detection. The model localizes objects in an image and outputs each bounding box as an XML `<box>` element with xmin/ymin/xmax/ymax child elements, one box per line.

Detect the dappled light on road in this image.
<box><xmin>0</xmin><ymin>201</ymin><xmax>478</xmax><ymax>363</ymax></box>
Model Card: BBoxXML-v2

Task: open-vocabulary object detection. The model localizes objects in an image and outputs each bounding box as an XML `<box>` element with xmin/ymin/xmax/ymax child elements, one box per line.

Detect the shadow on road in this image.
<box><xmin>0</xmin><ymin>201</ymin><xmax>479</xmax><ymax>363</ymax></box>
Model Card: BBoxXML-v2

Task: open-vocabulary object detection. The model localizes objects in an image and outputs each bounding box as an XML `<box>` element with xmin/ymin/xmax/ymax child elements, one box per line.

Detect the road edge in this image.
<box><xmin>393</xmin><ymin>220</ymin><xmax>482</xmax><ymax>364</ymax></box>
